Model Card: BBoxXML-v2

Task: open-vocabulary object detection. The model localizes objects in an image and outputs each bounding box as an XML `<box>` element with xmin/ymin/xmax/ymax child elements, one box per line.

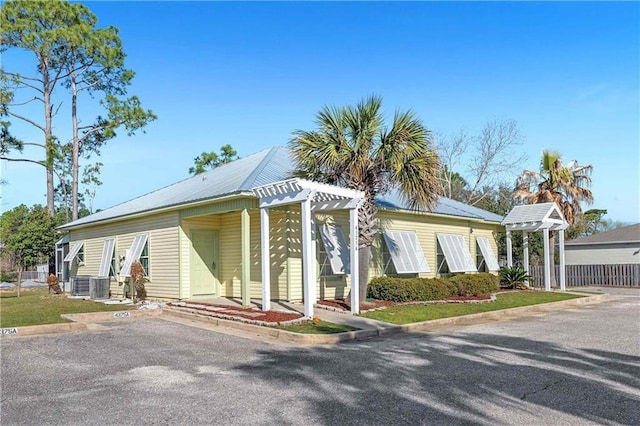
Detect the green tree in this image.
<box><xmin>189</xmin><ymin>144</ymin><xmax>239</xmax><ymax>175</ymax></box>
<box><xmin>0</xmin><ymin>204</ymin><xmax>58</xmax><ymax>273</ymax></box>
<box><xmin>289</xmin><ymin>95</ymin><xmax>442</xmax><ymax>302</ymax></box>
<box><xmin>514</xmin><ymin>150</ymin><xmax>594</xmax><ymax>285</ymax></box>
<box><xmin>1</xmin><ymin>0</ymin><xmax>82</xmax><ymax>215</ymax></box>
<box><xmin>1</xmin><ymin>0</ymin><xmax>156</xmax><ymax>219</ymax></box>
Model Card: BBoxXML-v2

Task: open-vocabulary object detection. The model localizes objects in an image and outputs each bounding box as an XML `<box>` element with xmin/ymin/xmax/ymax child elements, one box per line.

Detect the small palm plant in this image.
<box><xmin>499</xmin><ymin>266</ymin><xmax>532</xmax><ymax>289</ymax></box>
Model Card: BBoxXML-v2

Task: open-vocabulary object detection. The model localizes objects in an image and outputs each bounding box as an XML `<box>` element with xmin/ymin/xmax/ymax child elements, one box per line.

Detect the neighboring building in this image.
<box><xmin>57</xmin><ymin>146</ymin><xmax>504</xmax><ymax>311</ymax></box>
<box><xmin>565</xmin><ymin>224</ymin><xmax>640</xmax><ymax>265</ymax></box>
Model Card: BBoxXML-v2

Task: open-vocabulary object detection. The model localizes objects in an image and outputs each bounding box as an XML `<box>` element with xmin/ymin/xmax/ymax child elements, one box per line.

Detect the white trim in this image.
<box><xmin>436</xmin><ymin>234</ymin><xmax>477</xmax><ymax>273</ymax></box>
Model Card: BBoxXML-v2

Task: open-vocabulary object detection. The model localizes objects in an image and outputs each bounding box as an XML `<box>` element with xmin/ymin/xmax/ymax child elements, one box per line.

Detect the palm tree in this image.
<box><xmin>289</xmin><ymin>95</ymin><xmax>442</xmax><ymax>302</ymax></box>
<box><xmin>514</xmin><ymin>149</ymin><xmax>593</xmax><ymax>285</ymax></box>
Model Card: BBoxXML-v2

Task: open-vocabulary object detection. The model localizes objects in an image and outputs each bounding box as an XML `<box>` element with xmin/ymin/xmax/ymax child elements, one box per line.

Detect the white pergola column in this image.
<box><xmin>349</xmin><ymin>207</ymin><xmax>359</xmax><ymax>314</ymax></box>
<box><xmin>301</xmin><ymin>198</ymin><xmax>316</xmax><ymax>317</ymax></box>
<box><xmin>260</xmin><ymin>207</ymin><xmax>271</xmax><ymax>311</ymax></box>
<box><xmin>241</xmin><ymin>208</ymin><xmax>251</xmax><ymax>306</ymax></box>
<box><xmin>543</xmin><ymin>227</ymin><xmax>551</xmax><ymax>291</ymax></box>
<box><xmin>559</xmin><ymin>229</ymin><xmax>566</xmax><ymax>291</ymax></box>
<box><xmin>522</xmin><ymin>231</ymin><xmax>529</xmax><ymax>273</ymax></box>
<box><xmin>506</xmin><ymin>230</ymin><xmax>513</xmax><ymax>267</ymax></box>
<box><xmin>310</xmin><ymin>211</ymin><xmax>317</xmax><ymax>306</ymax></box>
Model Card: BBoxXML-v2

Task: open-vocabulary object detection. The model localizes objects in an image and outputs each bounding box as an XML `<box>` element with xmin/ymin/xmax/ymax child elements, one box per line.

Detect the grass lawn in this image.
<box><xmin>277</xmin><ymin>320</ymin><xmax>359</xmax><ymax>334</ymax></box>
<box><xmin>360</xmin><ymin>291</ymin><xmax>584</xmax><ymax>325</ymax></box>
<box><xmin>0</xmin><ymin>288</ymin><xmax>134</xmax><ymax>328</ymax></box>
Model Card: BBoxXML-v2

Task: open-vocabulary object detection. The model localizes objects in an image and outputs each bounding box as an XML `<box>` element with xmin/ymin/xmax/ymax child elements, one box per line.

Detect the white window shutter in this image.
<box><xmin>63</xmin><ymin>242</ymin><xmax>84</xmax><ymax>262</ymax></box>
<box><xmin>318</xmin><ymin>224</ymin><xmax>350</xmax><ymax>274</ymax></box>
<box><xmin>477</xmin><ymin>236</ymin><xmax>500</xmax><ymax>271</ymax></box>
<box><xmin>436</xmin><ymin>234</ymin><xmax>477</xmax><ymax>273</ymax></box>
<box><xmin>383</xmin><ymin>230</ymin><xmax>430</xmax><ymax>273</ymax></box>
<box><xmin>98</xmin><ymin>239</ymin><xmax>116</xmax><ymax>277</ymax></box>
<box><xmin>119</xmin><ymin>234</ymin><xmax>148</xmax><ymax>277</ymax></box>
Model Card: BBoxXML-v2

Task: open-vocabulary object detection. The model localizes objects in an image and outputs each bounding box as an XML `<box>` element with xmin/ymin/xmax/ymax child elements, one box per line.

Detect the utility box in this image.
<box><xmin>89</xmin><ymin>277</ymin><xmax>110</xmax><ymax>299</ymax></box>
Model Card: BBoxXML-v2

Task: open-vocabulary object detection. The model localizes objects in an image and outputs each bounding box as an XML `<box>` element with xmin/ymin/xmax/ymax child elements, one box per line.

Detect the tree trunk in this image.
<box><xmin>358</xmin><ymin>245</ymin><xmax>372</xmax><ymax>302</ymax></box>
<box><xmin>17</xmin><ymin>269</ymin><xmax>22</xmax><ymax>298</ymax></box>
<box><xmin>71</xmin><ymin>70</ymin><xmax>79</xmax><ymax>221</ymax></box>
<box><xmin>43</xmin><ymin>66</ymin><xmax>55</xmax><ymax>217</ymax></box>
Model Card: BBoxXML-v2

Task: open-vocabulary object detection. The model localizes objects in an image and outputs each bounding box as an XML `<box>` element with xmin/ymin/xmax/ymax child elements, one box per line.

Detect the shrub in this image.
<box><xmin>499</xmin><ymin>266</ymin><xmax>531</xmax><ymax>289</ymax></box>
<box><xmin>367</xmin><ymin>276</ymin><xmax>457</xmax><ymax>302</ymax></box>
<box><xmin>447</xmin><ymin>273</ymin><xmax>499</xmax><ymax>296</ymax></box>
<box><xmin>0</xmin><ymin>271</ymin><xmax>18</xmax><ymax>283</ymax></box>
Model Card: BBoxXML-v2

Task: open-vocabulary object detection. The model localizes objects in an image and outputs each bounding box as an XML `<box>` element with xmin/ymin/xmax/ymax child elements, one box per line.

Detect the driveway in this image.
<box><xmin>1</xmin><ymin>291</ymin><xmax>639</xmax><ymax>425</ymax></box>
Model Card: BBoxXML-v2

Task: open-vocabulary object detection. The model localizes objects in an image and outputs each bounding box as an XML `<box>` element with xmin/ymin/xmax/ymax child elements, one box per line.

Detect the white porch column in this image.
<box><xmin>310</xmin><ymin>211</ymin><xmax>317</xmax><ymax>306</ymax></box>
<box><xmin>559</xmin><ymin>229</ymin><xmax>566</xmax><ymax>291</ymax></box>
<box><xmin>260</xmin><ymin>207</ymin><xmax>271</xmax><ymax>311</ymax></box>
<box><xmin>241</xmin><ymin>208</ymin><xmax>251</xmax><ymax>306</ymax></box>
<box><xmin>522</xmin><ymin>231</ymin><xmax>529</xmax><ymax>273</ymax></box>
<box><xmin>543</xmin><ymin>227</ymin><xmax>551</xmax><ymax>291</ymax></box>
<box><xmin>301</xmin><ymin>198</ymin><xmax>316</xmax><ymax>318</ymax></box>
<box><xmin>506</xmin><ymin>230</ymin><xmax>513</xmax><ymax>267</ymax></box>
<box><xmin>349</xmin><ymin>207</ymin><xmax>359</xmax><ymax>314</ymax></box>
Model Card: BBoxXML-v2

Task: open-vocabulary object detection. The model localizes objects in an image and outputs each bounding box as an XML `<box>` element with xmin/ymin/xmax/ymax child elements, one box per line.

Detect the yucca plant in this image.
<box><xmin>499</xmin><ymin>266</ymin><xmax>532</xmax><ymax>289</ymax></box>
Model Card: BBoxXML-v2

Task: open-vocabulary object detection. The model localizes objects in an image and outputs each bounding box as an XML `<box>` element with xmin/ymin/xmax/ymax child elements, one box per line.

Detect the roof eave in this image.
<box><xmin>58</xmin><ymin>191</ymin><xmax>255</xmax><ymax>231</ymax></box>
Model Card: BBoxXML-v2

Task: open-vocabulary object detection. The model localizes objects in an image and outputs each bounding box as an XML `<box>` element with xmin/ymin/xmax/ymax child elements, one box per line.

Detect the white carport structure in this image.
<box><xmin>252</xmin><ymin>178</ymin><xmax>364</xmax><ymax>317</ymax></box>
<box><xmin>502</xmin><ymin>202</ymin><xmax>568</xmax><ymax>291</ymax></box>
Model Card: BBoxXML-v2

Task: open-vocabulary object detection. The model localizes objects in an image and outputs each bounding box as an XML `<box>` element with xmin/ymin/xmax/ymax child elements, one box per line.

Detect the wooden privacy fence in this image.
<box><xmin>530</xmin><ymin>264</ymin><xmax>640</xmax><ymax>287</ymax></box>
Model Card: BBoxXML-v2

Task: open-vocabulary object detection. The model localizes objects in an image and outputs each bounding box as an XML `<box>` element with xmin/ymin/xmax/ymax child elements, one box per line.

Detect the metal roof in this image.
<box><xmin>60</xmin><ymin>145</ymin><xmax>504</xmax><ymax>229</ymax></box>
<box><xmin>501</xmin><ymin>202</ymin><xmax>568</xmax><ymax>231</ymax></box>
<box><xmin>376</xmin><ymin>189</ymin><xmax>504</xmax><ymax>223</ymax></box>
<box><xmin>565</xmin><ymin>223</ymin><xmax>640</xmax><ymax>245</ymax></box>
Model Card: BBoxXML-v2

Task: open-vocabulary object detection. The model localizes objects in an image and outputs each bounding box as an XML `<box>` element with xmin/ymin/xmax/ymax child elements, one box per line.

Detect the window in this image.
<box><xmin>119</xmin><ymin>234</ymin><xmax>149</xmax><ymax>277</ymax></box>
<box><xmin>476</xmin><ymin>236</ymin><xmax>500</xmax><ymax>271</ymax></box>
<box><xmin>139</xmin><ymin>241</ymin><xmax>149</xmax><ymax>277</ymax></box>
<box><xmin>98</xmin><ymin>239</ymin><xmax>115</xmax><ymax>277</ymax></box>
<box><xmin>436</xmin><ymin>234</ymin><xmax>477</xmax><ymax>273</ymax></box>
<box><xmin>317</xmin><ymin>224</ymin><xmax>349</xmax><ymax>276</ymax></box>
<box><xmin>382</xmin><ymin>230</ymin><xmax>430</xmax><ymax>275</ymax></box>
<box><xmin>110</xmin><ymin>247</ymin><xmax>117</xmax><ymax>277</ymax></box>
<box><xmin>64</xmin><ymin>242</ymin><xmax>84</xmax><ymax>264</ymax></box>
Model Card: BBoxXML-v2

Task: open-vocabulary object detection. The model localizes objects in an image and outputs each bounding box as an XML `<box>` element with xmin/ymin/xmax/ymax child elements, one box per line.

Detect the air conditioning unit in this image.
<box><xmin>89</xmin><ymin>277</ymin><xmax>110</xmax><ymax>299</ymax></box>
<box><xmin>70</xmin><ymin>276</ymin><xmax>91</xmax><ymax>296</ymax></box>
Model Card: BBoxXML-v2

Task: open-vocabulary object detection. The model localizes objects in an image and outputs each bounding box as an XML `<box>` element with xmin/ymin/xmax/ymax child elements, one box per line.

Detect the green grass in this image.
<box><xmin>360</xmin><ymin>291</ymin><xmax>584</xmax><ymax>324</ymax></box>
<box><xmin>277</xmin><ymin>320</ymin><xmax>359</xmax><ymax>334</ymax></box>
<box><xmin>0</xmin><ymin>288</ymin><xmax>134</xmax><ymax>328</ymax></box>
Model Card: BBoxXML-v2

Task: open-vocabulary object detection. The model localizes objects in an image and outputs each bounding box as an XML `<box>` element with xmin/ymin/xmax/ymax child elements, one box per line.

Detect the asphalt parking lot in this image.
<box><xmin>1</xmin><ymin>290</ymin><xmax>639</xmax><ymax>425</ymax></box>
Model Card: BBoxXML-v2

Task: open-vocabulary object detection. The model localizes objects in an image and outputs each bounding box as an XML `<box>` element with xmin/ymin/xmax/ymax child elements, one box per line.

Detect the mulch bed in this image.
<box><xmin>167</xmin><ymin>301</ymin><xmax>303</xmax><ymax>323</ymax></box>
<box><xmin>317</xmin><ymin>294</ymin><xmax>495</xmax><ymax>312</ymax></box>
<box><xmin>317</xmin><ymin>299</ymin><xmax>397</xmax><ymax>311</ymax></box>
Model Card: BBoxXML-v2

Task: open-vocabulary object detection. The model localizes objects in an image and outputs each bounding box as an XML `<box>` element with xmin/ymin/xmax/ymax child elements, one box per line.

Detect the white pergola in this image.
<box><xmin>252</xmin><ymin>178</ymin><xmax>364</xmax><ymax>317</ymax></box>
<box><xmin>502</xmin><ymin>203</ymin><xmax>568</xmax><ymax>291</ymax></box>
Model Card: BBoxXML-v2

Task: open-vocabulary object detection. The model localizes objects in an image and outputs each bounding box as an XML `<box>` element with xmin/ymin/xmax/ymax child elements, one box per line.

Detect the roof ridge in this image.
<box><xmin>239</xmin><ymin>146</ymin><xmax>282</xmax><ymax>190</ymax></box>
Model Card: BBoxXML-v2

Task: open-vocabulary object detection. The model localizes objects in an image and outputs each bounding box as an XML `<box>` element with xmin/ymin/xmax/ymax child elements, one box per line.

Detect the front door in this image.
<box><xmin>190</xmin><ymin>230</ymin><xmax>219</xmax><ymax>297</ymax></box>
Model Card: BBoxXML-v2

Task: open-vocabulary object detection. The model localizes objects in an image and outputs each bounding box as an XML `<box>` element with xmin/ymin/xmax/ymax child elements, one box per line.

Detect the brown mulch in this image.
<box><xmin>446</xmin><ymin>294</ymin><xmax>492</xmax><ymax>301</ymax></box>
<box><xmin>167</xmin><ymin>301</ymin><xmax>302</xmax><ymax>323</ymax></box>
<box><xmin>317</xmin><ymin>299</ymin><xmax>397</xmax><ymax>311</ymax></box>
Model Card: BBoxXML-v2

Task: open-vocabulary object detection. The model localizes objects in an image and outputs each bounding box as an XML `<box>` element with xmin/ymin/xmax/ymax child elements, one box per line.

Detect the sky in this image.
<box><xmin>1</xmin><ymin>1</ymin><xmax>639</xmax><ymax>224</ymax></box>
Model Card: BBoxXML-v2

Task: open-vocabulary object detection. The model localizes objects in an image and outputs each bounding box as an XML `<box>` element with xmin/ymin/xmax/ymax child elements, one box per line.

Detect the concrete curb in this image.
<box><xmin>1</xmin><ymin>322</ymin><xmax>88</xmax><ymax>337</ymax></box>
<box><xmin>61</xmin><ymin>309</ymin><xmax>163</xmax><ymax>323</ymax></box>
<box><xmin>162</xmin><ymin>293</ymin><xmax>608</xmax><ymax>344</ymax></box>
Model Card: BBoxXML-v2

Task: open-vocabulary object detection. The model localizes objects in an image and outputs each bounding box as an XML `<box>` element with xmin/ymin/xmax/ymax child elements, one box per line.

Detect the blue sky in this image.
<box><xmin>2</xmin><ymin>1</ymin><xmax>639</xmax><ymax>223</ymax></box>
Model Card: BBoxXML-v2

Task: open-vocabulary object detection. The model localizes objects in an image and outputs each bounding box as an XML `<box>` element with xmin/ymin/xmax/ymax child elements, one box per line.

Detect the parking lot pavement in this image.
<box><xmin>2</xmin><ymin>293</ymin><xmax>639</xmax><ymax>425</ymax></box>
